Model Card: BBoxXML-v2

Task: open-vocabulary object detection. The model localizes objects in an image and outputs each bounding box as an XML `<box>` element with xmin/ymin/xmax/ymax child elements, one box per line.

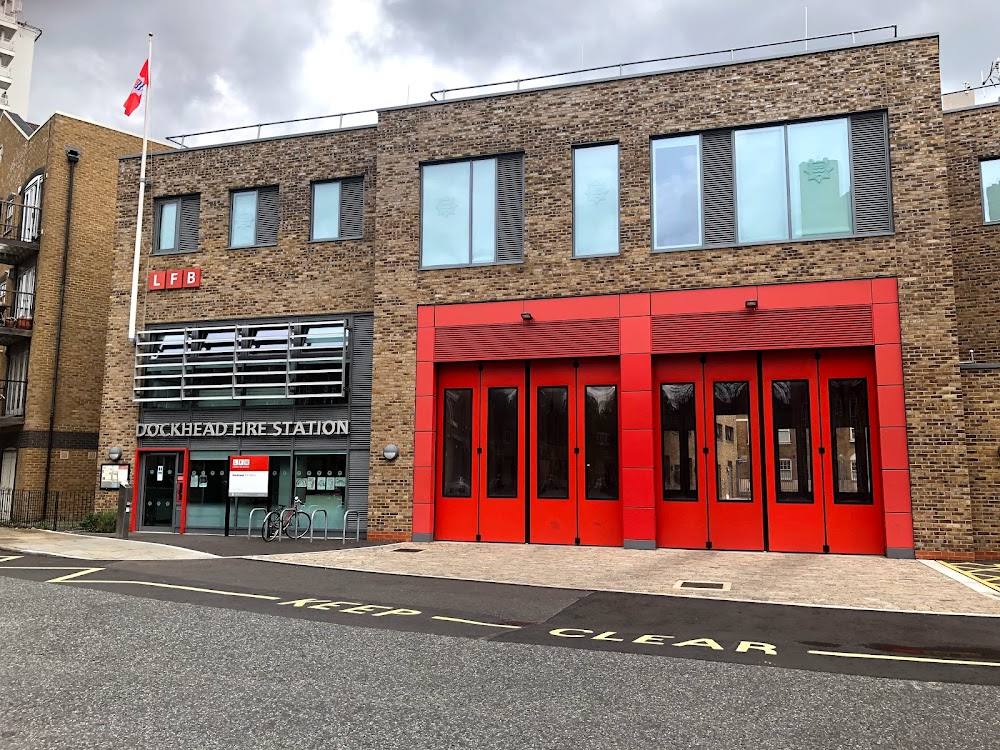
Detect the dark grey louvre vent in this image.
<box><xmin>339</xmin><ymin>177</ymin><xmax>364</xmax><ymax>240</ymax></box>
<box><xmin>256</xmin><ymin>185</ymin><xmax>280</xmax><ymax>245</ymax></box>
<box><xmin>496</xmin><ymin>153</ymin><xmax>525</xmax><ymax>263</ymax></box>
<box><xmin>850</xmin><ymin>111</ymin><xmax>892</xmax><ymax>236</ymax></box>
<box><xmin>701</xmin><ymin>129</ymin><xmax>736</xmax><ymax>247</ymax></box>
<box><xmin>178</xmin><ymin>195</ymin><xmax>200</xmax><ymax>253</ymax></box>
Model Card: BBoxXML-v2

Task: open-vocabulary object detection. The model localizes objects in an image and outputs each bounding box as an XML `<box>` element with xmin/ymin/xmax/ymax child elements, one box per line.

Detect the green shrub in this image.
<box><xmin>78</xmin><ymin>509</ymin><xmax>118</xmax><ymax>533</ymax></box>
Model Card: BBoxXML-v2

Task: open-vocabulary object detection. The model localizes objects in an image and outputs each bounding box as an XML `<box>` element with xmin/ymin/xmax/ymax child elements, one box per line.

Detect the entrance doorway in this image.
<box><xmin>654</xmin><ymin>348</ymin><xmax>883</xmax><ymax>554</ymax></box>
<box><xmin>138</xmin><ymin>452</ymin><xmax>183</xmax><ymax>530</ymax></box>
<box><xmin>434</xmin><ymin>358</ymin><xmax>622</xmax><ymax>546</ymax></box>
<box><xmin>0</xmin><ymin>449</ymin><xmax>15</xmax><ymax>522</ymax></box>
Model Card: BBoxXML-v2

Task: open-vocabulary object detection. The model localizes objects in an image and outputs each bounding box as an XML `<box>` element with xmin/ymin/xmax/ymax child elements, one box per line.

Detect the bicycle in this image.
<box><xmin>261</xmin><ymin>496</ymin><xmax>311</xmax><ymax>541</ymax></box>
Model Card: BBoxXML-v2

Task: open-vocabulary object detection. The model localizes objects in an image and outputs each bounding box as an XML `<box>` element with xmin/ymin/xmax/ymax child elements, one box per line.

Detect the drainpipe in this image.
<box><xmin>40</xmin><ymin>145</ymin><xmax>80</xmax><ymax>526</ymax></box>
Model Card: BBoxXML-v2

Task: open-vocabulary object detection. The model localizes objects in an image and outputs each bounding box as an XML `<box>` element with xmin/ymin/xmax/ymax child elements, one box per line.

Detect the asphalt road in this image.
<box><xmin>0</xmin><ymin>571</ymin><xmax>998</xmax><ymax>750</ymax></box>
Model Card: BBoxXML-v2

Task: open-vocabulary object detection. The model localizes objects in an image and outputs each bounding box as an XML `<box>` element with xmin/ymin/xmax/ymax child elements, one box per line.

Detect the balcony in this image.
<box><xmin>0</xmin><ymin>36</ymin><xmax>14</xmax><ymax>54</ymax></box>
<box><xmin>0</xmin><ymin>289</ymin><xmax>32</xmax><ymax>345</ymax></box>
<box><xmin>0</xmin><ymin>64</ymin><xmax>12</xmax><ymax>85</ymax></box>
<box><xmin>0</xmin><ymin>197</ymin><xmax>40</xmax><ymax>264</ymax></box>
<box><xmin>0</xmin><ymin>377</ymin><xmax>25</xmax><ymax>423</ymax></box>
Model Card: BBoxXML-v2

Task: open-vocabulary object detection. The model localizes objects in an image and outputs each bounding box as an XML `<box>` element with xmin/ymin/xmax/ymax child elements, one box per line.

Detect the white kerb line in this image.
<box><xmin>127</xmin><ymin>32</ymin><xmax>153</xmax><ymax>344</ymax></box>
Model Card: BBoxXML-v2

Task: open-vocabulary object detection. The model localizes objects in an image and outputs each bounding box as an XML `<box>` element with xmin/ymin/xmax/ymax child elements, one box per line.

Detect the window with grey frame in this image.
<box><xmin>230</xmin><ymin>186</ymin><xmax>279</xmax><ymax>248</ymax></box>
<box><xmin>420</xmin><ymin>153</ymin><xmax>524</xmax><ymax>268</ymax></box>
<box><xmin>311</xmin><ymin>177</ymin><xmax>364</xmax><ymax>241</ymax></box>
<box><xmin>153</xmin><ymin>195</ymin><xmax>200</xmax><ymax>254</ymax></box>
<box><xmin>573</xmin><ymin>143</ymin><xmax>619</xmax><ymax>257</ymax></box>
<box><xmin>651</xmin><ymin>111</ymin><xmax>892</xmax><ymax>251</ymax></box>
<box><xmin>980</xmin><ymin>158</ymin><xmax>1000</xmax><ymax>224</ymax></box>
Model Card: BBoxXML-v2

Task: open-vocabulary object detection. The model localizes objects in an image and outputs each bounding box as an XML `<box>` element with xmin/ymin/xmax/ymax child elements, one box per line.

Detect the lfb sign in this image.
<box><xmin>229</xmin><ymin>455</ymin><xmax>269</xmax><ymax>498</ymax></box>
<box><xmin>149</xmin><ymin>268</ymin><xmax>201</xmax><ymax>290</ymax></box>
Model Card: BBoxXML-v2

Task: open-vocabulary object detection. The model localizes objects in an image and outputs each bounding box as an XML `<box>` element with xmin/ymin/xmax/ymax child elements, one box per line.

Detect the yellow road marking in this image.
<box><xmin>61</xmin><ymin>578</ymin><xmax>282</xmax><ymax>600</ymax></box>
<box><xmin>431</xmin><ymin>616</ymin><xmax>522</xmax><ymax>629</ymax></box>
<box><xmin>47</xmin><ymin>568</ymin><xmax>106</xmax><ymax>583</ymax></box>
<box><xmin>0</xmin><ymin>555</ymin><xmax>23</xmax><ymax>563</ymax></box>
<box><xmin>808</xmin><ymin>649</ymin><xmax>1000</xmax><ymax>668</ymax></box>
<box><xmin>940</xmin><ymin>562</ymin><xmax>1000</xmax><ymax>593</ymax></box>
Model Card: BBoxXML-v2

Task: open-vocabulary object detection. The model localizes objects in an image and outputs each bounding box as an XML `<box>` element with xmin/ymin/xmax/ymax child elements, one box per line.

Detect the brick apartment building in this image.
<box><xmin>0</xmin><ymin>111</ymin><xmax>166</xmax><ymax>524</ymax></box>
<box><xmin>98</xmin><ymin>30</ymin><xmax>1000</xmax><ymax>560</ymax></box>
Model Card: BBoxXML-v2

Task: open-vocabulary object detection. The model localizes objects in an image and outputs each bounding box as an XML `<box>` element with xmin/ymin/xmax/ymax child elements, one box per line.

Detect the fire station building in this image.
<box><xmin>99</xmin><ymin>31</ymin><xmax>1000</xmax><ymax>560</ymax></box>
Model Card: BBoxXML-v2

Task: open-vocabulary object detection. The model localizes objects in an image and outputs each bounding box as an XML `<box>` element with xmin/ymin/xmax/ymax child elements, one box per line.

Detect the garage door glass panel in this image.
<box><xmin>714</xmin><ymin>381</ymin><xmax>753</xmax><ymax>502</ymax></box>
<box><xmin>486</xmin><ymin>387</ymin><xmax>519</xmax><ymax>498</ymax></box>
<box><xmin>661</xmin><ymin>383</ymin><xmax>698</xmax><ymax>500</ymax></box>
<box><xmin>585</xmin><ymin>385</ymin><xmax>619</xmax><ymax>500</ymax></box>
<box><xmin>829</xmin><ymin>378</ymin><xmax>874</xmax><ymax>505</ymax></box>
<box><xmin>442</xmin><ymin>388</ymin><xmax>473</xmax><ymax>497</ymax></box>
<box><xmin>772</xmin><ymin>380</ymin><xmax>814</xmax><ymax>503</ymax></box>
<box><xmin>537</xmin><ymin>386</ymin><xmax>569</xmax><ymax>499</ymax></box>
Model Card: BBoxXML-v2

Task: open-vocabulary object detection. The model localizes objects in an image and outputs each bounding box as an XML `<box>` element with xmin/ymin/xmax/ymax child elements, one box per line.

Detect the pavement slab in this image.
<box><xmin>0</xmin><ymin>527</ymin><xmax>216</xmax><ymax>560</ymax></box>
<box><xmin>251</xmin><ymin>541</ymin><xmax>1000</xmax><ymax>615</ymax></box>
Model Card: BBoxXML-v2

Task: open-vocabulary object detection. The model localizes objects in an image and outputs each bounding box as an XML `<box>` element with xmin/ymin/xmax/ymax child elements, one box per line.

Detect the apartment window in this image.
<box><xmin>573</xmin><ymin>143</ymin><xmax>619</xmax><ymax>257</ymax></box>
<box><xmin>981</xmin><ymin>159</ymin><xmax>1000</xmax><ymax>224</ymax></box>
<box><xmin>652</xmin><ymin>112</ymin><xmax>891</xmax><ymax>251</ymax></box>
<box><xmin>779</xmin><ymin>458</ymin><xmax>793</xmax><ymax>483</ymax></box>
<box><xmin>724</xmin><ymin>425</ymin><xmax>735</xmax><ymax>443</ymax></box>
<box><xmin>153</xmin><ymin>195</ymin><xmax>200</xmax><ymax>254</ymax></box>
<box><xmin>420</xmin><ymin>154</ymin><xmax>524</xmax><ymax>268</ymax></box>
<box><xmin>777</xmin><ymin>428</ymin><xmax>791</xmax><ymax>445</ymax></box>
<box><xmin>4</xmin><ymin>346</ymin><xmax>28</xmax><ymax>417</ymax></box>
<box><xmin>230</xmin><ymin>186</ymin><xmax>279</xmax><ymax>248</ymax></box>
<box><xmin>311</xmin><ymin>177</ymin><xmax>364</xmax><ymax>241</ymax></box>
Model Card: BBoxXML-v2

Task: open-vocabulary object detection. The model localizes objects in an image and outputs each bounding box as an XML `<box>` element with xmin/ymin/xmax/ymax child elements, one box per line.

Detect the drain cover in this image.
<box><xmin>674</xmin><ymin>580</ymin><xmax>731</xmax><ymax>591</ymax></box>
<box><xmin>393</xmin><ymin>548</ymin><xmax>424</xmax><ymax>553</ymax></box>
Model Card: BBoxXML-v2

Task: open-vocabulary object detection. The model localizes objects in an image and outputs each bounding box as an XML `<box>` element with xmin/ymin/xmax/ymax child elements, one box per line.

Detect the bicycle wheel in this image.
<box><xmin>261</xmin><ymin>512</ymin><xmax>280</xmax><ymax>542</ymax></box>
<box><xmin>283</xmin><ymin>510</ymin><xmax>311</xmax><ymax>539</ymax></box>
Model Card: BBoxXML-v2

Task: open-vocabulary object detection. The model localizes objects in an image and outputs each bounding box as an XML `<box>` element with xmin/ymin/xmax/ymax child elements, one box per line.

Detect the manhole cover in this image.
<box><xmin>393</xmin><ymin>548</ymin><xmax>424</xmax><ymax>553</ymax></box>
<box><xmin>673</xmin><ymin>580</ymin><xmax>731</xmax><ymax>591</ymax></box>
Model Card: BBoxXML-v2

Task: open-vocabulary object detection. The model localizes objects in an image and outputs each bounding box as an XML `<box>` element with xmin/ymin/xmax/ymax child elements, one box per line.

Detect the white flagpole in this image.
<box><xmin>127</xmin><ymin>32</ymin><xmax>153</xmax><ymax>343</ymax></box>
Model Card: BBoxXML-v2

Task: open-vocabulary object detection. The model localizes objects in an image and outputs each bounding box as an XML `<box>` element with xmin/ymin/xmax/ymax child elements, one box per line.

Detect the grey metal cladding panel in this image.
<box><xmin>292</xmin><ymin>404</ymin><xmax>350</xmax><ymax>421</ymax></box>
<box><xmin>241</xmin><ymin>407</ymin><xmax>298</xmax><ymax>423</ymax></box>
<box><xmin>138</xmin><ymin>436</ymin><xmax>190</xmax><ymax>449</ymax></box>
<box><xmin>347</xmin><ymin>450</ymin><xmax>370</xmax><ymax>515</ymax></box>
<box><xmin>496</xmin><ymin>154</ymin><xmax>525</xmax><ymax>263</ymax></box>
<box><xmin>850</xmin><ymin>111</ymin><xmax>892</xmax><ymax>236</ymax></box>
<box><xmin>179</xmin><ymin>195</ymin><xmax>200</xmax><ymax>253</ymax></box>
<box><xmin>701</xmin><ymin>129</ymin><xmax>736</xmax><ymax>246</ymax></box>
<box><xmin>189</xmin><ymin>439</ymin><xmax>239</xmax><ymax>452</ymax></box>
<box><xmin>256</xmin><ymin>186</ymin><xmax>280</xmax><ymax>245</ymax></box>
<box><xmin>291</xmin><ymin>435</ymin><xmax>349</xmax><ymax>451</ymax></box>
<box><xmin>339</xmin><ymin>177</ymin><xmax>364</xmax><ymax>240</ymax></box>
<box><xmin>139</xmin><ymin>408</ymin><xmax>195</xmax><ymax>423</ymax></box>
<box><xmin>349</xmin><ymin>314</ymin><xmax>373</xmax><ymax>448</ymax></box>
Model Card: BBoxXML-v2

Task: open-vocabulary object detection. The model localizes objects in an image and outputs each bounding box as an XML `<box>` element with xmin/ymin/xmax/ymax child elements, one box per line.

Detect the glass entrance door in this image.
<box><xmin>139</xmin><ymin>452</ymin><xmax>180</xmax><ymax>529</ymax></box>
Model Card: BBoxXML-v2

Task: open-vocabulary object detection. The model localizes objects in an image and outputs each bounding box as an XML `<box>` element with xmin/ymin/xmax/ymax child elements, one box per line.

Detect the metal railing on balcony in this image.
<box><xmin>1</xmin><ymin>377</ymin><xmax>26</xmax><ymax>417</ymax></box>
<box><xmin>0</xmin><ymin>197</ymin><xmax>41</xmax><ymax>243</ymax></box>
<box><xmin>0</xmin><ymin>289</ymin><xmax>33</xmax><ymax>329</ymax></box>
<box><xmin>0</xmin><ymin>36</ymin><xmax>14</xmax><ymax>53</ymax></box>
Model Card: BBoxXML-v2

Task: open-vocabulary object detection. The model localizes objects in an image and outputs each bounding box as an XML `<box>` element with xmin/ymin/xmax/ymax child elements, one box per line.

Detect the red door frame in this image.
<box><xmin>478</xmin><ymin>362</ymin><xmax>526</xmax><ymax>543</ymax></box>
<box><xmin>819</xmin><ymin>349</ymin><xmax>885</xmax><ymax>555</ymax></box>
<box><xmin>433</xmin><ymin>365</ymin><xmax>481</xmax><ymax>542</ymax></box>
<box><xmin>529</xmin><ymin>360</ymin><xmax>578</xmax><ymax>545</ymax></box>
<box><xmin>131</xmin><ymin>448</ymin><xmax>189</xmax><ymax>533</ymax></box>
<box><xmin>654</xmin><ymin>355</ymin><xmax>709</xmax><ymax>549</ymax></box>
<box><xmin>761</xmin><ymin>351</ymin><xmax>826</xmax><ymax>553</ymax></box>
<box><xmin>703</xmin><ymin>353</ymin><xmax>765</xmax><ymax>551</ymax></box>
<box><xmin>575</xmin><ymin>358</ymin><xmax>623</xmax><ymax>547</ymax></box>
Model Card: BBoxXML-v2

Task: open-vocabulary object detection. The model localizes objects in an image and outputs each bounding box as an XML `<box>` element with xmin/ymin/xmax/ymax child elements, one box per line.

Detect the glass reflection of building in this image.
<box><xmin>798</xmin><ymin>158</ymin><xmax>851</xmax><ymax>237</ymax></box>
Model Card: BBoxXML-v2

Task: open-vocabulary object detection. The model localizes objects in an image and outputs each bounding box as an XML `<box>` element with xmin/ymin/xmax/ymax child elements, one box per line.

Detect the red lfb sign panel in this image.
<box><xmin>230</xmin><ymin>455</ymin><xmax>269</xmax><ymax>472</ymax></box>
<box><xmin>149</xmin><ymin>268</ymin><xmax>201</xmax><ymax>290</ymax></box>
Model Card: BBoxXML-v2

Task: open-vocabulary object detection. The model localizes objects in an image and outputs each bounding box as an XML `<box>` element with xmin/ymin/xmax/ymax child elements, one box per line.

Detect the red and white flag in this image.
<box><xmin>123</xmin><ymin>59</ymin><xmax>149</xmax><ymax>116</ymax></box>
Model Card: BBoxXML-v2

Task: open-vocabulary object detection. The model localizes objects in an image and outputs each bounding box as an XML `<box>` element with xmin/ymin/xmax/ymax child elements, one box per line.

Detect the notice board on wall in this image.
<box><xmin>228</xmin><ymin>455</ymin><xmax>269</xmax><ymax>497</ymax></box>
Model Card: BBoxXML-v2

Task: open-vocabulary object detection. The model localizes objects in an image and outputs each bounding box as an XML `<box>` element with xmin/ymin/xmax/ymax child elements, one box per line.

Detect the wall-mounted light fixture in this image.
<box><xmin>108</xmin><ymin>446</ymin><xmax>123</xmax><ymax>462</ymax></box>
<box><xmin>745</xmin><ymin>299</ymin><xmax>758</xmax><ymax>310</ymax></box>
<box><xmin>382</xmin><ymin>444</ymin><xmax>400</xmax><ymax>461</ymax></box>
<box><xmin>520</xmin><ymin>312</ymin><xmax>533</xmax><ymax>321</ymax></box>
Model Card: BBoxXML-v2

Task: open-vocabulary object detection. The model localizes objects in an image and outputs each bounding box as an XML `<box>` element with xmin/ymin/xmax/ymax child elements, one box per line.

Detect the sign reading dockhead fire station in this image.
<box><xmin>229</xmin><ymin>455</ymin><xmax>269</xmax><ymax>498</ymax></box>
<box><xmin>136</xmin><ymin>420</ymin><xmax>349</xmax><ymax>438</ymax></box>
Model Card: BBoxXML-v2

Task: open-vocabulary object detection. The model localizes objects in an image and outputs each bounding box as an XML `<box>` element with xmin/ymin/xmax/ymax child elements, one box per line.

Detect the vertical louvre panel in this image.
<box><xmin>701</xmin><ymin>129</ymin><xmax>736</xmax><ymax>246</ymax></box>
<box><xmin>496</xmin><ymin>154</ymin><xmax>524</xmax><ymax>263</ymax></box>
<box><xmin>348</xmin><ymin>314</ymin><xmax>373</xmax><ymax>450</ymax></box>
<box><xmin>179</xmin><ymin>195</ymin><xmax>200</xmax><ymax>253</ymax></box>
<box><xmin>850</xmin><ymin>111</ymin><xmax>892</xmax><ymax>236</ymax></box>
<box><xmin>339</xmin><ymin>177</ymin><xmax>364</xmax><ymax>240</ymax></box>
<box><xmin>255</xmin><ymin>186</ymin><xmax>279</xmax><ymax>246</ymax></box>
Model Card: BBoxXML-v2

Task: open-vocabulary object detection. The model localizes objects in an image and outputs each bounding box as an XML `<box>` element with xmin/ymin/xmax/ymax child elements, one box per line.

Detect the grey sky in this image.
<box><xmin>24</xmin><ymin>0</ymin><xmax>1000</xmax><ymax>141</ymax></box>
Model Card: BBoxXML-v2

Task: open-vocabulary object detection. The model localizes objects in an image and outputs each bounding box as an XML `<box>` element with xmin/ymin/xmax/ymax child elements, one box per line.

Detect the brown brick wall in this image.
<box><xmin>958</xmin><ymin>369</ymin><xmax>1000</xmax><ymax>558</ymax></box>
<box><xmin>97</xmin><ymin>128</ymin><xmax>377</xmax><ymax>508</ymax></box>
<box><xmin>370</xmin><ymin>35</ymin><xmax>973</xmax><ymax>553</ymax></box>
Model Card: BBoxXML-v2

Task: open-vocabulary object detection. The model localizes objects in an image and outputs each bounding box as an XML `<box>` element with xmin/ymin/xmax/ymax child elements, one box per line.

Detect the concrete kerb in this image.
<box><xmin>0</xmin><ymin>528</ymin><xmax>217</xmax><ymax>560</ymax></box>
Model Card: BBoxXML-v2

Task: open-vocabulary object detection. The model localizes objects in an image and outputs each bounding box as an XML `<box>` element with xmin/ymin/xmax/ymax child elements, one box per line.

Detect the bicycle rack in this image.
<box><xmin>341</xmin><ymin>509</ymin><xmax>364</xmax><ymax>542</ymax></box>
<box><xmin>310</xmin><ymin>508</ymin><xmax>329</xmax><ymax>543</ymax></box>
<box><xmin>247</xmin><ymin>507</ymin><xmax>269</xmax><ymax>538</ymax></box>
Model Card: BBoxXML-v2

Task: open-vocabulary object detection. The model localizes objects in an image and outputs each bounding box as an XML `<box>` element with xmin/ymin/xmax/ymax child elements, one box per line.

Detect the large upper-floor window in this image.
<box><xmin>420</xmin><ymin>154</ymin><xmax>524</xmax><ymax>268</ymax></box>
<box><xmin>230</xmin><ymin>186</ymin><xmax>279</xmax><ymax>248</ymax></box>
<box><xmin>652</xmin><ymin>112</ymin><xmax>892</xmax><ymax>251</ymax></box>
<box><xmin>153</xmin><ymin>195</ymin><xmax>200</xmax><ymax>254</ymax></box>
<box><xmin>573</xmin><ymin>143</ymin><xmax>620</xmax><ymax>257</ymax></box>
<box><xmin>311</xmin><ymin>177</ymin><xmax>365</xmax><ymax>241</ymax></box>
<box><xmin>981</xmin><ymin>159</ymin><xmax>1000</xmax><ymax>224</ymax></box>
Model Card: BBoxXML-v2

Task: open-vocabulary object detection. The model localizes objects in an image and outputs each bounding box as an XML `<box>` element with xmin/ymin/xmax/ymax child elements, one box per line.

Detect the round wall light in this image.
<box><xmin>108</xmin><ymin>446</ymin><xmax>123</xmax><ymax>462</ymax></box>
<box><xmin>382</xmin><ymin>444</ymin><xmax>400</xmax><ymax>461</ymax></box>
